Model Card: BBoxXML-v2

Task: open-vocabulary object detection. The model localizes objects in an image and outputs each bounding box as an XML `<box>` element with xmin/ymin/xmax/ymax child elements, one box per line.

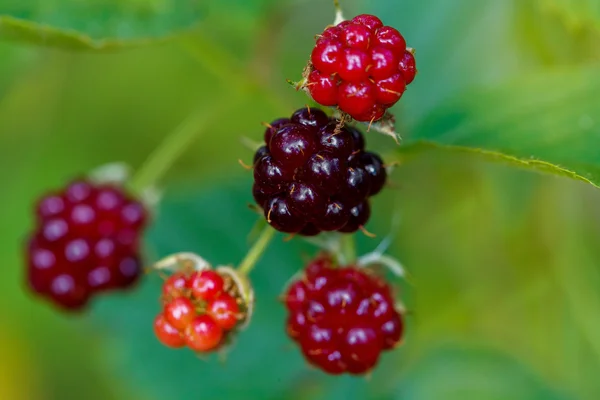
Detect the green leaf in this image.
<box><xmin>393</xmin><ymin>346</ymin><xmax>570</xmax><ymax>400</ymax></box>
<box><xmin>401</xmin><ymin>64</ymin><xmax>600</xmax><ymax>188</ymax></box>
<box><xmin>0</xmin><ymin>0</ymin><xmax>204</xmax><ymax>50</ymax></box>
<box><xmin>538</xmin><ymin>0</ymin><xmax>600</xmax><ymax>31</ymax></box>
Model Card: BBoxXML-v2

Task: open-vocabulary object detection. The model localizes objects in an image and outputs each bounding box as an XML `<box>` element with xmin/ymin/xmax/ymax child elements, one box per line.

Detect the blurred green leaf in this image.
<box><xmin>393</xmin><ymin>346</ymin><xmax>570</xmax><ymax>400</ymax></box>
<box><xmin>400</xmin><ymin>65</ymin><xmax>600</xmax><ymax>188</ymax></box>
<box><xmin>539</xmin><ymin>0</ymin><xmax>600</xmax><ymax>31</ymax></box>
<box><xmin>0</xmin><ymin>0</ymin><xmax>204</xmax><ymax>50</ymax></box>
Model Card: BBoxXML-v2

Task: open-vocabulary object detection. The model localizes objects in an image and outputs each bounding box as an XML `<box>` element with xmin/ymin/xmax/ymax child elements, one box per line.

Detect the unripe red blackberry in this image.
<box><xmin>26</xmin><ymin>179</ymin><xmax>148</xmax><ymax>311</ymax></box>
<box><xmin>284</xmin><ymin>254</ymin><xmax>404</xmax><ymax>375</ymax></box>
<box><xmin>154</xmin><ymin>261</ymin><xmax>253</xmax><ymax>354</ymax></box>
<box><xmin>252</xmin><ymin>107</ymin><xmax>388</xmax><ymax>235</ymax></box>
<box><xmin>306</xmin><ymin>14</ymin><xmax>416</xmax><ymax>122</ymax></box>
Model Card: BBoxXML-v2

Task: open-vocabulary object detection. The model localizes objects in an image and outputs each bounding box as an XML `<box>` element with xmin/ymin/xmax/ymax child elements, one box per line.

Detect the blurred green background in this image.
<box><xmin>2</xmin><ymin>0</ymin><xmax>600</xmax><ymax>399</ymax></box>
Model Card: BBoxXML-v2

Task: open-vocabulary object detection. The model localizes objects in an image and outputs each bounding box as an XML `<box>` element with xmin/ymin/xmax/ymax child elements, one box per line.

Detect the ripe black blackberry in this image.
<box><xmin>252</xmin><ymin>107</ymin><xmax>387</xmax><ymax>235</ymax></box>
<box><xmin>26</xmin><ymin>179</ymin><xmax>148</xmax><ymax>311</ymax></box>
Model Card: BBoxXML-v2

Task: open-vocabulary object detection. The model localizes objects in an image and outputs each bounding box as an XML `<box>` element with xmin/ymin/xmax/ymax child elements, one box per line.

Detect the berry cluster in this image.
<box><xmin>154</xmin><ymin>268</ymin><xmax>247</xmax><ymax>352</ymax></box>
<box><xmin>252</xmin><ymin>107</ymin><xmax>387</xmax><ymax>235</ymax></box>
<box><xmin>26</xmin><ymin>179</ymin><xmax>147</xmax><ymax>310</ymax></box>
<box><xmin>307</xmin><ymin>14</ymin><xmax>416</xmax><ymax>122</ymax></box>
<box><xmin>284</xmin><ymin>255</ymin><xmax>404</xmax><ymax>375</ymax></box>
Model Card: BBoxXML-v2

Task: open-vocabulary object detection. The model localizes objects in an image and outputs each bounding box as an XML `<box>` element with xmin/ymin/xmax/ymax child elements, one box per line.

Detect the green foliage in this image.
<box><xmin>1</xmin><ymin>0</ymin><xmax>600</xmax><ymax>398</ymax></box>
<box><xmin>0</xmin><ymin>0</ymin><xmax>205</xmax><ymax>49</ymax></box>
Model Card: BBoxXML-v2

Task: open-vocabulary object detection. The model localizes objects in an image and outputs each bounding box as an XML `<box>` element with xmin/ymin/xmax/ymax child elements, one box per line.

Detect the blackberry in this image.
<box><xmin>284</xmin><ymin>254</ymin><xmax>404</xmax><ymax>375</ymax></box>
<box><xmin>251</xmin><ymin>107</ymin><xmax>387</xmax><ymax>235</ymax></box>
<box><xmin>307</xmin><ymin>14</ymin><xmax>417</xmax><ymax>122</ymax></box>
<box><xmin>26</xmin><ymin>179</ymin><xmax>148</xmax><ymax>311</ymax></box>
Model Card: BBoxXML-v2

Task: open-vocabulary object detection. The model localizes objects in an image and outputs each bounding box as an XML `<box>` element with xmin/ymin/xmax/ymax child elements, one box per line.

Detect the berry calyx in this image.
<box><xmin>251</xmin><ymin>107</ymin><xmax>388</xmax><ymax>235</ymax></box>
<box><xmin>283</xmin><ymin>254</ymin><xmax>404</xmax><ymax>375</ymax></box>
<box><xmin>304</xmin><ymin>14</ymin><xmax>416</xmax><ymax>122</ymax></box>
<box><xmin>26</xmin><ymin>179</ymin><xmax>148</xmax><ymax>311</ymax></box>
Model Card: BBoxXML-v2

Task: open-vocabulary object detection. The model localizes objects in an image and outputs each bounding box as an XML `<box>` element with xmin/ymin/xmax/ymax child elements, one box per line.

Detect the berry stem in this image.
<box><xmin>237</xmin><ymin>225</ymin><xmax>277</xmax><ymax>276</ymax></box>
<box><xmin>333</xmin><ymin>0</ymin><xmax>346</xmax><ymax>25</ymax></box>
<box><xmin>340</xmin><ymin>234</ymin><xmax>357</xmax><ymax>264</ymax></box>
<box><xmin>129</xmin><ymin>103</ymin><xmax>228</xmax><ymax>194</ymax></box>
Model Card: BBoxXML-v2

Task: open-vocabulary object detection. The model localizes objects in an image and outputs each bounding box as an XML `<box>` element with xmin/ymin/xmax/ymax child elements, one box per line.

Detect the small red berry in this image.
<box><xmin>164</xmin><ymin>296</ymin><xmax>196</xmax><ymax>331</ymax></box>
<box><xmin>338</xmin><ymin>81</ymin><xmax>376</xmax><ymax>117</ymax></box>
<box><xmin>305</xmin><ymin>15</ymin><xmax>415</xmax><ymax>121</ymax></box>
<box><xmin>189</xmin><ymin>270</ymin><xmax>224</xmax><ymax>301</ymax></box>
<box><xmin>185</xmin><ymin>315</ymin><xmax>224</xmax><ymax>352</ymax></box>
<box><xmin>207</xmin><ymin>293</ymin><xmax>240</xmax><ymax>330</ymax></box>
<box><xmin>369</xmin><ymin>46</ymin><xmax>399</xmax><ymax>80</ymax></box>
<box><xmin>311</xmin><ymin>39</ymin><xmax>343</xmax><ymax>75</ymax></box>
<box><xmin>162</xmin><ymin>272</ymin><xmax>189</xmax><ymax>299</ymax></box>
<box><xmin>338</xmin><ymin>48</ymin><xmax>370</xmax><ymax>82</ymax></box>
<box><xmin>373</xmin><ymin>26</ymin><xmax>406</xmax><ymax>54</ymax></box>
<box><xmin>351</xmin><ymin>14</ymin><xmax>383</xmax><ymax>31</ymax></box>
<box><xmin>399</xmin><ymin>50</ymin><xmax>417</xmax><ymax>84</ymax></box>
<box><xmin>341</xmin><ymin>24</ymin><xmax>373</xmax><ymax>51</ymax></box>
<box><xmin>154</xmin><ymin>313</ymin><xmax>185</xmax><ymax>348</ymax></box>
<box><xmin>307</xmin><ymin>70</ymin><xmax>339</xmax><ymax>106</ymax></box>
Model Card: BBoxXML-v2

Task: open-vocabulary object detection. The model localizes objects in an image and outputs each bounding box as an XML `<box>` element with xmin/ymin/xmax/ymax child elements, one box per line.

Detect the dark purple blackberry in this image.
<box><xmin>251</xmin><ymin>107</ymin><xmax>387</xmax><ymax>235</ymax></box>
<box><xmin>359</xmin><ymin>152</ymin><xmax>387</xmax><ymax>195</ymax></box>
<box><xmin>26</xmin><ymin>179</ymin><xmax>147</xmax><ymax>311</ymax></box>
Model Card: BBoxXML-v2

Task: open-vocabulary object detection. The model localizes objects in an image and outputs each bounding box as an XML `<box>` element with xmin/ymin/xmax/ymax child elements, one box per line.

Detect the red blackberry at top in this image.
<box><xmin>25</xmin><ymin>179</ymin><xmax>148</xmax><ymax>311</ymax></box>
<box><xmin>307</xmin><ymin>14</ymin><xmax>416</xmax><ymax>122</ymax></box>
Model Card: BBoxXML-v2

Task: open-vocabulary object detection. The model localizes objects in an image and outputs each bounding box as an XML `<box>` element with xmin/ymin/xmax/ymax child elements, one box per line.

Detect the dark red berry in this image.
<box><xmin>284</xmin><ymin>259</ymin><xmax>404</xmax><ymax>375</ymax></box>
<box><xmin>338</xmin><ymin>201</ymin><xmax>371</xmax><ymax>233</ymax></box>
<box><xmin>299</xmin><ymin>224</ymin><xmax>321</xmax><ymax>236</ymax></box>
<box><xmin>306</xmin><ymin>15</ymin><xmax>415</xmax><ymax>121</ymax></box>
<box><xmin>316</xmin><ymin>123</ymin><xmax>354</xmax><ymax>157</ymax></box>
<box><xmin>253</xmin><ymin>155</ymin><xmax>291</xmax><ymax>192</ymax></box>
<box><xmin>287</xmin><ymin>182</ymin><xmax>326</xmax><ymax>219</ymax></box>
<box><xmin>269</xmin><ymin>124</ymin><xmax>316</xmax><ymax>170</ymax></box>
<box><xmin>290</xmin><ymin>107</ymin><xmax>330</xmax><ymax>128</ymax></box>
<box><xmin>359</xmin><ymin>152</ymin><xmax>387</xmax><ymax>195</ymax></box>
<box><xmin>315</xmin><ymin>201</ymin><xmax>350</xmax><ymax>231</ymax></box>
<box><xmin>265</xmin><ymin>196</ymin><xmax>304</xmax><ymax>233</ymax></box>
<box><xmin>207</xmin><ymin>293</ymin><xmax>240</xmax><ymax>331</ymax></box>
<box><xmin>340</xmin><ymin>166</ymin><xmax>372</xmax><ymax>205</ymax></box>
<box><xmin>26</xmin><ymin>180</ymin><xmax>148</xmax><ymax>311</ymax></box>
<box><xmin>264</xmin><ymin>118</ymin><xmax>290</xmax><ymax>146</ymax></box>
<box><xmin>399</xmin><ymin>50</ymin><xmax>417</xmax><ymax>84</ymax></box>
<box><xmin>253</xmin><ymin>145</ymin><xmax>269</xmax><ymax>165</ymax></box>
<box><xmin>251</xmin><ymin>107</ymin><xmax>387</xmax><ymax>235</ymax></box>
<box><xmin>185</xmin><ymin>315</ymin><xmax>223</xmax><ymax>352</ymax></box>
<box><xmin>154</xmin><ymin>313</ymin><xmax>185</xmax><ymax>348</ymax></box>
<box><xmin>252</xmin><ymin>183</ymin><xmax>271</xmax><ymax>209</ymax></box>
<box><xmin>189</xmin><ymin>270</ymin><xmax>224</xmax><ymax>301</ymax></box>
<box><xmin>302</xmin><ymin>153</ymin><xmax>345</xmax><ymax>196</ymax></box>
